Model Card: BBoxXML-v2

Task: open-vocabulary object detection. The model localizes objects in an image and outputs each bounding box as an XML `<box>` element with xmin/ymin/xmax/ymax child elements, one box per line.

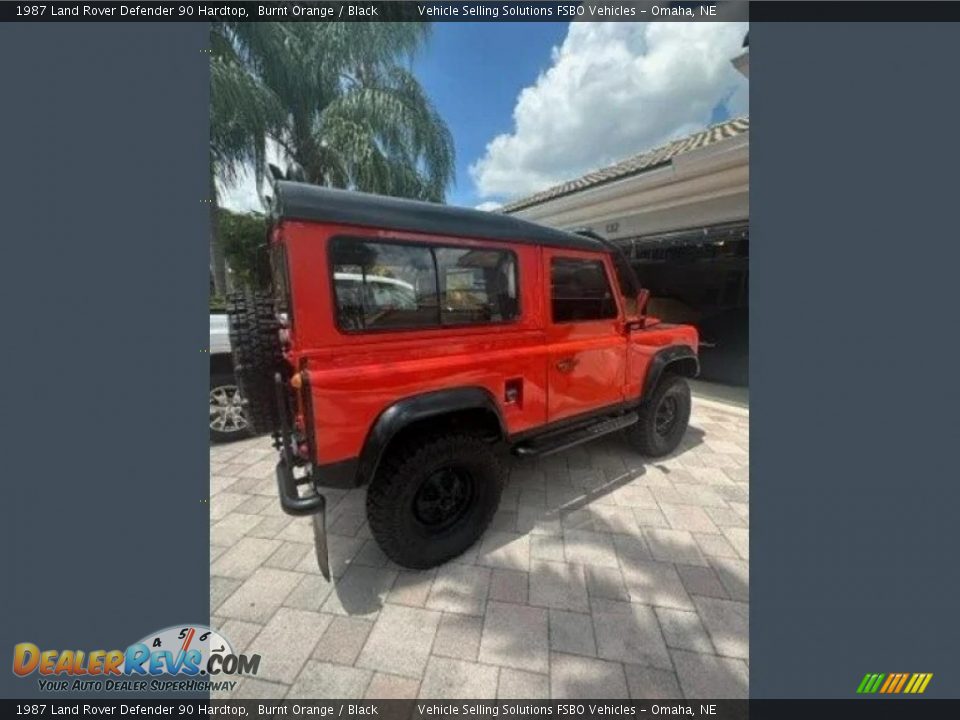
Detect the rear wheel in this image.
<box><xmin>366</xmin><ymin>434</ymin><xmax>504</xmax><ymax>569</ymax></box>
<box><xmin>627</xmin><ymin>374</ymin><xmax>692</xmax><ymax>457</ymax></box>
<box><xmin>226</xmin><ymin>290</ymin><xmax>283</xmax><ymax>435</ymax></box>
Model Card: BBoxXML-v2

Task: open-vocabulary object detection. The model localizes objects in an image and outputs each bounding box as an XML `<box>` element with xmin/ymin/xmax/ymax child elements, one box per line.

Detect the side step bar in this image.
<box><xmin>513</xmin><ymin>412</ymin><xmax>639</xmax><ymax>458</ymax></box>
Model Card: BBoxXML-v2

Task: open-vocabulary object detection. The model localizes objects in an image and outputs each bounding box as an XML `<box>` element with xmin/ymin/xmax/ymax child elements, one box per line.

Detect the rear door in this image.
<box><xmin>544</xmin><ymin>249</ymin><xmax>627</xmax><ymax>422</ymax></box>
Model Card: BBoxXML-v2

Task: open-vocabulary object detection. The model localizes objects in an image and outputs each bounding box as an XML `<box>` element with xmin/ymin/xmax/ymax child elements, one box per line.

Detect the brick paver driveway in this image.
<box><xmin>210</xmin><ymin>398</ymin><xmax>748</xmax><ymax>699</ymax></box>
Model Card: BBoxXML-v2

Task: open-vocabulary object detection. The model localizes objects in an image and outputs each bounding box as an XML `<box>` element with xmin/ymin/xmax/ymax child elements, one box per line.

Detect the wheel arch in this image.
<box><xmin>356</xmin><ymin>387</ymin><xmax>507</xmax><ymax>486</ymax></box>
<box><xmin>641</xmin><ymin>345</ymin><xmax>699</xmax><ymax>401</ymax></box>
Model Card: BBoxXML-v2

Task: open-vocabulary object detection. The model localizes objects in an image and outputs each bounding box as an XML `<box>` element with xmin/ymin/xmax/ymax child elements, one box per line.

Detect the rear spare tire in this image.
<box><xmin>226</xmin><ymin>290</ymin><xmax>283</xmax><ymax>435</ymax></box>
<box><xmin>366</xmin><ymin>434</ymin><xmax>504</xmax><ymax>569</ymax></box>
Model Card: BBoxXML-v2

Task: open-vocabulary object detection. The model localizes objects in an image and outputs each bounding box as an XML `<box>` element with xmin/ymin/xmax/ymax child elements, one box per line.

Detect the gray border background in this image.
<box><xmin>0</xmin><ymin>23</ymin><xmax>210</xmax><ymax>698</ymax></box>
<box><xmin>1</xmin><ymin>18</ymin><xmax>959</xmax><ymax>701</ymax></box>
<box><xmin>751</xmin><ymin>22</ymin><xmax>960</xmax><ymax>697</ymax></box>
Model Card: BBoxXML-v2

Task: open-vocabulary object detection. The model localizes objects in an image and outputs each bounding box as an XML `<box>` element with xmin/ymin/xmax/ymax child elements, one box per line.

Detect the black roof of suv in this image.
<box><xmin>271</xmin><ymin>181</ymin><xmax>606</xmax><ymax>252</ymax></box>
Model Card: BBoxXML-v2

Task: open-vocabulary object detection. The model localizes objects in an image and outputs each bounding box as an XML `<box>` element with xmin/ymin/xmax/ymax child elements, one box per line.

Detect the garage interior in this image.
<box><xmin>618</xmin><ymin>221</ymin><xmax>748</xmax><ymax>386</ymax></box>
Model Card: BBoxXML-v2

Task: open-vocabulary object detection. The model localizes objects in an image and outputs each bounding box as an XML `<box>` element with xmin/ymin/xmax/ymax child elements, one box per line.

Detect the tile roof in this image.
<box><xmin>501</xmin><ymin>116</ymin><xmax>749</xmax><ymax>213</ymax></box>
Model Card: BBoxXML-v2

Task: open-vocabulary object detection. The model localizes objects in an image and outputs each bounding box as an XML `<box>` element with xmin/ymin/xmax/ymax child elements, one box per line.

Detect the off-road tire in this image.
<box><xmin>366</xmin><ymin>434</ymin><xmax>504</xmax><ymax>569</ymax></box>
<box><xmin>226</xmin><ymin>290</ymin><xmax>283</xmax><ymax>435</ymax></box>
<box><xmin>627</xmin><ymin>373</ymin><xmax>692</xmax><ymax>457</ymax></box>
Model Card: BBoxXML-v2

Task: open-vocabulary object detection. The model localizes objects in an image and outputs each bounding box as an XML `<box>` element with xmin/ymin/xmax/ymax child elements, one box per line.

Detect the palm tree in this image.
<box><xmin>210</xmin><ymin>22</ymin><xmax>455</xmax><ymax>243</ymax></box>
<box><xmin>209</xmin><ymin>24</ymin><xmax>278</xmax><ymax>294</ymax></box>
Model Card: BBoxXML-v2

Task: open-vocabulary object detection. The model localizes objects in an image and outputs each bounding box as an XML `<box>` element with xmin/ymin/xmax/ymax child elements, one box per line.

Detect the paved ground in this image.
<box><xmin>210</xmin><ymin>398</ymin><xmax>748</xmax><ymax>699</ymax></box>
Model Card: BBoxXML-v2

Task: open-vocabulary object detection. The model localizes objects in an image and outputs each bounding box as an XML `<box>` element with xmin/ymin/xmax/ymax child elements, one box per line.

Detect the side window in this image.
<box><xmin>330</xmin><ymin>239</ymin><xmax>438</xmax><ymax>330</ymax></box>
<box><xmin>551</xmin><ymin>257</ymin><xmax>618</xmax><ymax>323</ymax></box>
<box><xmin>330</xmin><ymin>238</ymin><xmax>520</xmax><ymax>331</ymax></box>
<box><xmin>435</xmin><ymin>247</ymin><xmax>519</xmax><ymax>325</ymax></box>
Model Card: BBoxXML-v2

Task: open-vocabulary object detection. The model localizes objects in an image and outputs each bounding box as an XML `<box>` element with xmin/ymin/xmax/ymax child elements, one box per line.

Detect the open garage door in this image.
<box><xmin>616</xmin><ymin>222</ymin><xmax>749</xmax><ymax>387</ymax></box>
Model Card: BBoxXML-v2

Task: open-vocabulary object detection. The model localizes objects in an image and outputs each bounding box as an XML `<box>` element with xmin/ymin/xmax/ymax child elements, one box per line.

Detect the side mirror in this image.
<box><xmin>636</xmin><ymin>288</ymin><xmax>651</xmax><ymax>316</ymax></box>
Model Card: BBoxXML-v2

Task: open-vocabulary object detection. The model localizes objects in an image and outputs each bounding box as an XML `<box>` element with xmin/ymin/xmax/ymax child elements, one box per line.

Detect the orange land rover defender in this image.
<box><xmin>228</xmin><ymin>181</ymin><xmax>699</xmax><ymax>579</ymax></box>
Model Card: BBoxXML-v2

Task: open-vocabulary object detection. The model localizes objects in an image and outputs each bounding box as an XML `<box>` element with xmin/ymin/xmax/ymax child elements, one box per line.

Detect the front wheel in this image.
<box><xmin>627</xmin><ymin>374</ymin><xmax>692</xmax><ymax>457</ymax></box>
<box><xmin>366</xmin><ymin>434</ymin><xmax>504</xmax><ymax>569</ymax></box>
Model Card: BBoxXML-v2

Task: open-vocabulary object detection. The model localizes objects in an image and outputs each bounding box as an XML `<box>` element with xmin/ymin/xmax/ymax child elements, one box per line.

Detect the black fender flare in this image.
<box><xmin>356</xmin><ymin>387</ymin><xmax>506</xmax><ymax>485</ymax></box>
<box><xmin>641</xmin><ymin>345</ymin><xmax>700</xmax><ymax>401</ymax></box>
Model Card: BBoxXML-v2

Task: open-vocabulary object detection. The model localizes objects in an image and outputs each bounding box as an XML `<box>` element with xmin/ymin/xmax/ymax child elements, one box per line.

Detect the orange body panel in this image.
<box><xmin>277</xmin><ymin>219</ymin><xmax>697</xmax><ymax>466</ymax></box>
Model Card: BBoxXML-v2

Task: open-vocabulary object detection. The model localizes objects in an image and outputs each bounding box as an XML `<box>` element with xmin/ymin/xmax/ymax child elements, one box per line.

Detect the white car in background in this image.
<box><xmin>209</xmin><ymin>273</ymin><xmax>416</xmax><ymax>442</ymax></box>
<box><xmin>209</xmin><ymin>313</ymin><xmax>251</xmax><ymax>443</ymax></box>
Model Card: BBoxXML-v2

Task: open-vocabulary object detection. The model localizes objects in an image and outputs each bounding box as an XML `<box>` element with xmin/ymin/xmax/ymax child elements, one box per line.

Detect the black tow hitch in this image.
<box><xmin>273</xmin><ymin>373</ymin><xmax>330</xmax><ymax>580</ymax></box>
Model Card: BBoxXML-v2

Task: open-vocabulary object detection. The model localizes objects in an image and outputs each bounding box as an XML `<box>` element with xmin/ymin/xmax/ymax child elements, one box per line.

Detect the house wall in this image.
<box><xmin>508</xmin><ymin>134</ymin><xmax>749</xmax><ymax>238</ymax></box>
<box><xmin>594</xmin><ymin>192</ymin><xmax>748</xmax><ymax>240</ymax></box>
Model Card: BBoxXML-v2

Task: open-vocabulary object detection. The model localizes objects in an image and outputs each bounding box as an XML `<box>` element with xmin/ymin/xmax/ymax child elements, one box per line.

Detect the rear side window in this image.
<box><xmin>435</xmin><ymin>247</ymin><xmax>518</xmax><ymax>325</ymax></box>
<box><xmin>330</xmin><ymin>238</ymin><xmax>519</xmax><ymax>332</ymax></box>
<box><xmin>331</xmin><ymin>240</ymin><xmax>438</xmax><ymax>331</ymax></box>
<box><xmin>551</xmin><ymin>257</ymin><xmax>618</xmax><ymax>322</ymax></box>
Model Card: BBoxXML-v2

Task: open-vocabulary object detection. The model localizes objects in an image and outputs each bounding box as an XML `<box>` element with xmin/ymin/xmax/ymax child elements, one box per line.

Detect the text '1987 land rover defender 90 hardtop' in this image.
<box><xmin>228</xmin><ymin>181</ymin><xmax>699</xmax><ymax>579</ymax></box>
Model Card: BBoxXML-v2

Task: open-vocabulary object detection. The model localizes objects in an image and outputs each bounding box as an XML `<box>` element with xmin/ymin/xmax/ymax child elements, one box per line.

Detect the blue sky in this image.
<box><xmin>415</xmin><ymin>21</ymin><xmax>749</xmax><ymax>209</ymax></box>
<box><xmin>412</xmin><ymin>23</ymin><xmax>569</xmax><ymax>208</ymax></box>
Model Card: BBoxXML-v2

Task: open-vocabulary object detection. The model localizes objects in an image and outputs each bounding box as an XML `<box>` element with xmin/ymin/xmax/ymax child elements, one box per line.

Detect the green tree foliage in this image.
<box><xmin>210</xmin><ymin>22</ymin><xmax>455</xmax><ymax>203</ymax></box>
<box><xmin>219</xmin><ymin>209</ymin><xmax>269</xmax><ymax>290</ymax></box>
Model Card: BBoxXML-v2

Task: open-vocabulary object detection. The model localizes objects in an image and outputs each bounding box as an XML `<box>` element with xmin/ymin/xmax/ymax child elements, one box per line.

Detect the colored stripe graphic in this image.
<box><xmin>891</xmin><ymin>673</ymin><xmax>903</xmax><ymax>693</ymax></box>
<box><xmin>858</xmin><ymin>672</ymin><xmax>933</xmax><ymax>694</ymax></box>
<box><xmin>857</xmin><ymin>673</ymin><xmax>883</xmax><ymax>693</ymax></box>
<box><xmin>894</xmin><ymin>673</ymin><xmax>909</xmax><ymax>693</ymax></box>
<box><xmin>881</xmin><ymin>673</ymin><xmax>902</xmax><ymax>693</ymax></box>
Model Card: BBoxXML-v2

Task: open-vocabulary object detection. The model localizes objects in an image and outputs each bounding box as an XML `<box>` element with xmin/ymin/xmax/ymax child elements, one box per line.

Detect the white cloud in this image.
<box><xmin>216</xmin><ymin>139</ymin><xmax>287</xmax><ymax>214</ymax></box>
<box><xmin>469</xmin><ymin>22</ymin><xmax>749</xmax><ymax>201</ymax></box>
<box><xmin>217</xmin><ymin>166</ymin><xmax>264</xmax><ymax>213</ymax></box>
<box><xmin>474</xmin><ymin>201</ymin><xmax>503</xmax><ymax>212</ymax></box>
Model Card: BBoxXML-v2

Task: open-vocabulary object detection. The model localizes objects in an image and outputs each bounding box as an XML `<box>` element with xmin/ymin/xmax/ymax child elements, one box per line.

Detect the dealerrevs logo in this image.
<box><xmin>13</xmin><ymin>625</ymin><xmax>260</xmax><ymax>693</ymax></box>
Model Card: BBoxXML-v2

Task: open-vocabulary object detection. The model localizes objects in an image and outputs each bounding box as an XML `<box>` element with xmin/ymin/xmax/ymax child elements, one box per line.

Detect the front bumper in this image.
<box><xmin>276</xmin><ymin>456</ymin><xmax>330</xmax><ymax>580</ymax></box>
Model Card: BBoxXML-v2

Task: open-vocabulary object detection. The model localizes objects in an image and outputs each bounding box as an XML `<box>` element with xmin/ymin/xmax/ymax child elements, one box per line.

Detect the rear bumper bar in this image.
<box><xmin>276</xmin><ymin>457</ymin><xmax>330</xmax><ymax>580</ymax></box>
<box><xmin>275</xmin><ymin>456</ymin><xmax>325</xmax><ymax>516</ymax></box>
<box><xmin>273</xmin><ymin>372</ymin><xmax>330</xmax><ymax>580</ymax></box>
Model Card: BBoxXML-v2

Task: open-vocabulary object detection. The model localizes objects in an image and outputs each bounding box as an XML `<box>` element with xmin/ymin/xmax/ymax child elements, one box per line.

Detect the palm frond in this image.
<box><xmin>210</xmin><ymin>21</ymin><xmax>454</xmax><ymax>204</ymax></box>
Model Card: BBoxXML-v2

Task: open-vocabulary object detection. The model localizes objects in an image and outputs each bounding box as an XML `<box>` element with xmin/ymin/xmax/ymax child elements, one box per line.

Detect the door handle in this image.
<box><xmin>555</xmin><ymin>357</ymin><xmax>579</xmax><ymax>373</ymax></box>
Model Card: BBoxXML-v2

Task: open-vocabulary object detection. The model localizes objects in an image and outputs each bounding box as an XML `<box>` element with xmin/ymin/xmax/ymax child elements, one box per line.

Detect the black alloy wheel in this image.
<box><xmin>366</xmin><ymin>433</ymin><xmax>504</xmax><ymax>569</ymax></box>
<box><xmin>413</xmin><ymin>467</ymin><xmax>474</xmax><ymax>532</ymax></box>
<box><xmin>655</xmin><ymin>395</ymin><xmax>680</xmax><ymax>437</ymax></box>
<box><xmin>626</xmin><ymin>373</ymin><xmax>692</xmax><ymax>457</ymax></box>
